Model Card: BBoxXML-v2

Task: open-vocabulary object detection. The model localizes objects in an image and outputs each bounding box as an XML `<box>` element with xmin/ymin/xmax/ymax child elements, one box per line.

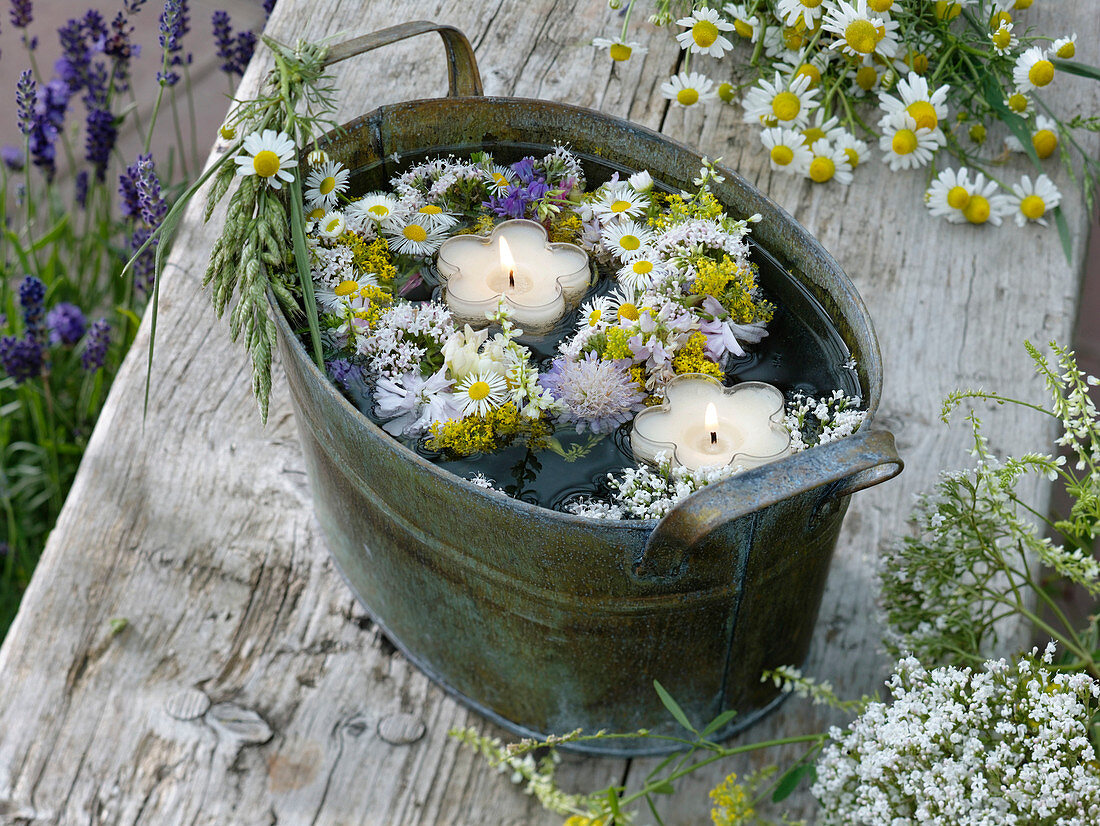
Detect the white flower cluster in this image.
<box><xmin>360</xmin><ymin>301</ymin><xmax>454</xmax><ymax>378</ymax></box>
<box><xmin>814</xmin><ymin>646</ymin><xmax>1100</xmax><ymax>826</ymax></box>
<box><xmin>782</xmin><ymin>389</ymin><xmax>866</xmax><ymax>452</ymax></box>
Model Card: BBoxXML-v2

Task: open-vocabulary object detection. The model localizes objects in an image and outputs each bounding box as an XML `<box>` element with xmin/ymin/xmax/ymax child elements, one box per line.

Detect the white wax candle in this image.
<box><xmin>630</xmin><ymin>375</ymin><xmax>792</xmax><ymax>471</ymax></box>
<box><xmin>437</xmin><ymin>220</ymin><xmax>590</xmax><ymax>332</ymax></box>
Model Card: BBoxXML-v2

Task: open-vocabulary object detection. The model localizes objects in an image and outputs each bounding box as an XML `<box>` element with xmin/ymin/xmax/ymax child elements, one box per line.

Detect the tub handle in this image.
<box><xmin>633</xmin><ymin>428</ymin><xmax>902</xmax><ymax>582</ymax></box>
<box><xmin>322</xmin><ymin>21</ymin><xmax>483</xmax><ymax>98</ymax></box>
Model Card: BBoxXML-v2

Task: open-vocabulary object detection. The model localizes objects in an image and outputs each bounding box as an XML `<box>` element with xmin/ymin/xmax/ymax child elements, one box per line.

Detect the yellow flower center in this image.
<box><xmin>906</xmin><ymin>101</ymin><xmax>938</xmax><ymax>131</ymax></box>
<box><xmin>692</xmin><ymin>20</ymin><xmax>720</xmax><ymax>48</ymax></box>
<box><xmin>770</xmin><ymin>145</ymin><xmax>795</xmax><ymax>166</ymax></box>
<box><xmin>718</xmin><ymin>82</ymin><xmax>735</xmax><ymax>103</ymax></box>
<box><xmin>588</xmin><ymin>309</ymin><xmax>602</xmax><ymax>326</ymax></box>
<box><xmin>467</xmin><ymin>381</ymin><xmax>492</xmax><ymax>401</ymax></box>
<box><xmin>963</xmin><ymin>195</ymin><xmax>990</xmax><ymax>224</ymax></box>
<box><xmin>844</xmin><ymin>147</ymin><xmax>860</xmax><ymax>167</ymax></box>
<box><xmin>219</xmin><ymin>124</ymin><xmax>237</xmax><ymax>140</ymax></box>
<box><xmin>308</xmin><ymin>207</ymin><xmax>325</xmax><ymax>220</ymax></box>
<box><xmin>809</xmin><ymin>156</ymin><xmax>836</xmax><ymax>183</ymax></box>
<box><xmin>782</xmin><ymin>26</ymin><xmax>806</xmax><ymax>50</ymax></box>
<box><xmin>856</xmin><ymin>66</ymin><xmax>878</xmax><ymax>91</ymax></box>
<box><xmin>772</xmin><ymin>91</ymin><xmax>801</xmax><ymax>121</ymax></box>
<box><xmin>801</xmin><ymin>127</ymin><xmax>826</xmax><ymax>146</ymax></box>
<box><xmin>1020</xmin><ymin>194</ymin><xmax>1046</xmax><ymax>220</ymax></box>
<box><xmin>1056</xmin><ymin>40</ymin><xmax>1075</xmax><ymax>59</ymax></box>
<box><xmin>403</xmin><ymin>224</ymin><xmax>428</xmax><ymax>243</ymax></box>
<box><xmin>618</xmin><ymin>302</ymin><xmax>640</xmax><ymax>321</ymax></box>
<box><xmin>324</xmin><ymin>218</ymin><xmax>342</xmax><ymax>234</ymax></box>
<box><xmin>946</xmin><ymin>186</ymin><xmax>970</xmax><ymax>209</ymax></box>
<box><xmin>844</xmin><ymin>19</ymin><xmax>880</xmax><ymax>54</ymax></box>
<box><xmin>677</xmin><ymin>87</ymin><xmax>700</xmax><ymax>106</ymax></box>
<box><xmin>492</xmin><ymin>172</ymin><xmax>510</xmax><ymax>187</ymax></box>
<box><xmin>419</xmin><ymin>205</ymin><xmax>443</xmax><ymax>214</ymax></box>
<box><xmin>733</xmin><ymin>19</ymin><xmax>754</xmax><ymax>39</ymax></box>
<box><xmin>335</xmin><ymin>279</ymin><xmax>359</xmax><ymax>297</ymax></box>
<box><xmin>319</xmin><ymin>176</ymin><xmax>336</xmax><ymax>195</ymax></box>
<box><xmin>990</xmin><ymin>12</ymin><xmax>1012</xmax><ymax>28</ymax></box>
<box><xmin>934</xmin><ymin>1</ymin><xmax>962</xmax><ymax>21</ymax></box>
<box><xmin>968</xmin><ymin>123</ymin><xmax>987</xmax><ymax>143</ymax></box>
<box><xmin>609</xmin><ymin>42</ymin><xmax>632</xmax><ymax>61</ymax></box>
<box><xmin>867</xmin><ymin>0</ymin><xmax>892</xmax><ymax>10</ymax></box>
<box><xmin>800</xmin><ymin>0</ymin><xmax>824</xmax><ymax>6</ymax></box>
<box><xmin>1007</xmin><ymin>92</ymin><xmax>1029</xmax><ymax>112</ymax></box>
<box><xmin>368</xmin><ymin>204</ymin><xmax>390</xmax><ymax>218</ymax></box>
<box><xmin>1028</xmin><ymin>59</ymin><xmax>1054</xmax><ymax>88</ymax></box>
<box><xmin>911</xmin><ymin>53</ymin><xmax>929</xmax><ymax>75</ymax></box>
<box><xmin>619</xmin><ymin>234</ymin><xmax>641</xmax><ymax>251</ymax></box>
<box><xmin>633</xmin><ymin>260</ymin><xmax>654</xmax><ymax>274</ymax></box>
<box><xmin>991</xmin><ymin>28</ymin><xmax>1012</xmax><ymax>49</ymax></box>
<box><xmin>892</xmin><ymin>129</ymin><xmax>918</xmax><ymax>155</ymax></box>
<box><xmin>795</xmin><ymin>64</ymin><xmax>821</xmax><ymax>87</ymax></box>
<box><xmin>1032</xmin><ymin>129</ymin><xmax>1058</xmax><ymax>159</ymax></box>
<box><xmin>252</xmin><ymin>149</ymin><xmax>281</xmax><ymax>178</ymax></box>
<box><xmin>1013</xmin><ymin>0</ymin><xmax>1032</xmax><ymax>8</ymax></box>
<box><xmin>610</xmin><ymin>199</ymin><xmax>633</xmax><ymax>213</ymax></box>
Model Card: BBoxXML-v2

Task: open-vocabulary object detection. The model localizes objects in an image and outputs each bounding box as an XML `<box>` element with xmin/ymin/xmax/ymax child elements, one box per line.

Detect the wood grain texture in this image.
<box><xmin>0</xmin><ymin>1</ymin><xmax>1097</xmax><ymax>823</ymax></box>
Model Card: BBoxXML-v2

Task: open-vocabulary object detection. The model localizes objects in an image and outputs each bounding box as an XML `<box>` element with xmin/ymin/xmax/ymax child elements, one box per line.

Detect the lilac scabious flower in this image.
<box><xmin>539</xmin><ymin>352</ymin><xmax>646</xmax><ymax>435</ymax></box>
<box><xmin>18</xmin><ymin>275</ymin><xmax>46</xmax><ymax>341</ymax></box>
<box><xmin>46</xmin><ymin>302</ymin><xmax>87</xmax><ymax>346</ymax></box>
<box><xmin>2</xmin><ymin>145</ymin><xmax>24</xmax><ymax>170</ymax></box>
<box><xmin>0</xmin><ymin>335</ymin><xmax>44</xmax><ymax>383</ymax></box>
<box><xmin>16</xmin><ymin>69</ymin><xmax>35</xmax><ymax>134</ymax></box>
<box><xmin>81</xmin><ymin>318</ymin><xmax>110</xmax><ymax>371</ymax></box>
<box><xmin>10</xmin><ymin>0</ymin><xmax>33</xmax><ymax>29</ymax></box>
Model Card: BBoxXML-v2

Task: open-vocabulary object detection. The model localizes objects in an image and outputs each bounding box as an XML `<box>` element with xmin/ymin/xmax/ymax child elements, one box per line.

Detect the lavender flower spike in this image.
<box><xmin>16</xmin><ymin>69</ymin><xmax>35</xmax><ymax>134</ymax></box>
<box><xmin>10</xmin><ymin>0</ymin><xmax>32</xmax><ymax>29</ymax></box>
<box><xmin>0</xmin><ymin>335</ymin><xmax>44</xmax><ymax>383</ymax></box>
<box><xmin>18</xmin><ymin>275</ymin><xmax>46</xmax><ymax>342</ymax></box>
<box><xmin>47</xmin><ymin>303</ymin><xmax>87</xmax><ymax>346</ymax></box>
<box><xmin>81</xmin><ymin>318</ymin><xmax>110</xmax><ymax>371</ymax></box>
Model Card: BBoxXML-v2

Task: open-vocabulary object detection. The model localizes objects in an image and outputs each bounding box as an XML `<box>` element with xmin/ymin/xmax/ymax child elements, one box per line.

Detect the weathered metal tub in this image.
<box><xmin>272</xmin><ymin>22</ymin><xmax>903</xmax><ymax>756</ymax></box>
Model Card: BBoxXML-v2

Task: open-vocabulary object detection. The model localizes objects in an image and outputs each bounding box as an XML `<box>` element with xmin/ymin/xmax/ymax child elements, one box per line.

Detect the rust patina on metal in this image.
<box><xmin>271</xmin><ymin>22</ymin><xmax>903</xmax><ymax>756</ymax></box>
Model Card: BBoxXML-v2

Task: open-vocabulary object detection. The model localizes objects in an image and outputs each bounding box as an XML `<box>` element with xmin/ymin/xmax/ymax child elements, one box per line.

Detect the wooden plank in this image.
<box><xmin>0</xmin><ymin>1</ymin><xmax>1096</xmax><ymax>824</ymax></box>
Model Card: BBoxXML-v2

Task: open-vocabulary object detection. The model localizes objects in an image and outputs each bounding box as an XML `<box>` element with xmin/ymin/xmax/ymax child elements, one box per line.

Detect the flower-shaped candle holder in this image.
<box><xmin>436</xmin><ymin>219</ymin><xmax>591</xmax><ymax>333</ymax></box>
<box><xmin>630</xmin><ymin>374</ymin><xmax>792</xmax><ymax>471</ymax></box>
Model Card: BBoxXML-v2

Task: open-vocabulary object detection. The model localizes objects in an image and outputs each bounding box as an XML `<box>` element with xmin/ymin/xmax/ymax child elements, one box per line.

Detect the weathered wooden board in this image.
<box><xmin>0</xmin><ymin>1</ymin><xmax>1097</xmax><ymax>824</ymax></box>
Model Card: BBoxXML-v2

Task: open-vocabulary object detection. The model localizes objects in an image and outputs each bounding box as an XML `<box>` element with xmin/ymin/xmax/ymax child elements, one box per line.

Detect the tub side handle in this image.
<box><xmin>633</xmin><ymin>428</ymin><xmax>902</xmax><ymax>582</ymax></box>
<box><xmin>322</xmin><ymin>21</ymin><xmax>483</xmax><ymax>98</ymax></box>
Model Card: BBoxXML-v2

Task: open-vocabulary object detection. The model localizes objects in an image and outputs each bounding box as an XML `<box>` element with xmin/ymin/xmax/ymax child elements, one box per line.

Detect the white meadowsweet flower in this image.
<box><xmin>456</xmin><ymin>370</ymin><xmax>508</xmax><ymax>417</ymax></box>
<box><xmin>592</xmin><ymin>182</ymin><xmax>650</xmax><ymax>221</ymax></box>
<box><xmin>1052</xmin><ymin>34</ymin><xmax>1077</xmax><ymax>59</ymax></box>
<box><xmin>760</xmin><ymin>126</ymin><xmax>813</xmax><ymax>173</ymax></box>
<box><xmin>799</xmin><ymin>109</ymin><xmax>845</xmax><ymax>148</ymax></box>
<box><xmin>660</xmin><ymin>71</ymin><xmax>718</xmax><ymax>108</ymax></box>
<box><xmin>990</xmin><ymin>21</ymin><xmax>1017</xmax><ymax>56</ymax></box>
<box><xmin>878</xmin><ymin>112</ymin><xmax>941</xmax><ymax>171</ymax></box>
<box><xmin>1006</xmin><ymin>173</ymin><xmax>1062</xmax><ymax>227</ymax></box>
<box><xmin>234</xmin><ymin>129</ymin><xmax>297</xmax><ymax>189</ymax></box>
<box><xmin>741</xmin><ymin>72</ymin><xmax>820</xmax><ymax>128</ymax></box>
<box><xmin>674</xmin><ymin>7</ymin><xmax>736</xmax><ymax>58</ymax></box>
<box><xmin>591</xmin><ymin>35</ymin><xmax>648</xmax><ymax>62</ymax></box>
<box><xmin>924</xmin><ymin>166</ymin><xmax>973</xmax><ymax>224</ymax></box>
<box><xmin>776</xmin><ymin>0</ymin><xmax>828</xmax><ymax>29</ymax></box>
<box><xmin>823</xmin><ymin>0</ymin><xmax>900</xmax><ymax>60</ymax></box>
<box><xmin>304</xmin><ymin>159</ymin><xmax>349</xmax><ymax>211</ymax></box>
<box><xmin>1013</xmin><ymin>45</ymin><xmax>1055</xmax><ymax>93</ymax></box>
<box><xmin>798</xmin><ymin>140</ymin><xmax>854</xmax><ymax>185</ymax></box>
<box><xmin>723</xmin><ymin>2</ymin><xmax>762</xmax><ymax>42</ymax></box>
<box><xmin>347</xmin><ymin>192</ymin><xmax>398</xmax><ymax>227</ymax></box>
<box><xmin>833</xmin><ymin>131</ymin><xmax>871</xmax><ymax>169</ymax></box>
<box><xmin>601</xmin><ymin>220</ymin><xmax>655</xmax><ymax>261</ymax></box>
<box><xmin>877</xmin><ymin>71</ymin><xmax>950</xmax><ymax>135</ymax></box>
<box><xmin>317</xmin><ymin>210</ymin><xmax>346</xmax><ymax>239</ymax></box>
<box><xmin>383</xmin><ymin>212</ymin><xmax>448</xmax><ymax>257</ymax></box>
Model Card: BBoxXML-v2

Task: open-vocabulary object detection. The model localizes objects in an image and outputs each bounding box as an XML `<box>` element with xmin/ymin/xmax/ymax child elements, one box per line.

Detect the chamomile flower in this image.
<box><xmin>617</xmin><ymin>253</ymin><xmax>669</xmax><ymax>291</ymax></box>
<box><xmin>1013</xmin><ymin>46</ymin><xmax>1055</xmax><ymax>93</ymax></box>
<box><xmin>628</xmin><ymin>170</ymin><xmax>654</xmax><ymax>192</ymax></box>
<box><xmin>799</xmin><ymin>110</ymin><xmax>845</xmax><ymax>148</ymax></box>
<box><xmin>347</xmin><ymin>192</ymin><xmax>398</xmax><ymax>227</ymax></box>
<box><xmin>1004</xmin><ymin>90</ymin><xmax>1031</xmax><ymax>115</ymax></box>
<box><xmin>723</xmin><ymin>3</ymin><xmax>762</xmax><ymax>42</ymax></box>
<box><xmin>1052</xmin><ymin>34</ymin><xmax>1077</xmax><ymax>59</ymax></box>
<box><xmin>304</xmin><ymin>159</ymin><xmax>349</xmax><ymax>210</ymax></box>
<box><xmin>592</xmin><ymin>35</ymin><xmax>648</xmax><ymax>62</ymax></box>
<box><xmin>601</xmin><ymin>220</ymin><xmax>655</xmax><ymax>261</ymax></box>
<box><xmin>741</xmin><ymin>72</ymin><xmax>819</xmax><ymax>128</ymax></box>
<box><xmin>316</xmin><ymin>274</ymin><xmax>379</xmax><ymax>312</ymax></box>
<box><xmin>932</xmin><ymin>0</ymin><xmax>974</xmax><ymax>21</ymax></box>
<box><xmin>234</xmin><ymin>129</ymin><xmax>297</xmax><ymax>189</ymax></box>
<box><xmin>1005</xmin><ymin>114</ymin><xmax>1059</xmax><ymax>158</ymax></box>
<box><xmin>798</xmin><ymin>141</ymin><xmax>854</xmax><ymax>185</ymax></box>
<box><xmin>675</xmin><ymin>7</ymin><xmax>735</xmax><ymax>58</ymax></box>
<box><xmin>592</xmin><ymin>182</ymin><xmax>650</xmax><ymax>221</ymax></box>
<box><xmin>823</xmin><ymin>0</ymin><xmax>901</xmax><ymax>60</ymax></box>
<box><xmin>317</xmin><ymin>210</ymin><xmax>346</xmax><ymax>239</ymax></box>
<box><xmin>660</xmin><ymin>71</ymin><xmax>718</xmax><ymax>108</ymax></box>
<box><xmin>1005</xmin><ymin>174</ymin><xmax>1061</xmax><ymax>227</ymax></box>
<box><xmin>303</xmin><ymin>205</ymin><xmax>327</xmax><ymax>233</ymax></box>
<box><xmin>581</xmin><ymin>295</ymin><xmax>614</xmax><ymax>329</ymax></box>
<box><xmin>760</xmin><ymin>126</ymin><xmax>813</xmax><ymax>173</ymax></box>
<box><xmin>877</xmin><ymin>72</ymin><xmax>950</xmax><ymax>134</ymax></box>
<box><xmin>484</xmin><ymin>164</ymin><xmax>518</xmax><ymax>195</ymax></box>
<box><xmin>878</xmin><ymin>112</ymin><xmax>941</xmax><ymax>171</ymax></box>
<box><xmin>607</xmin><ymin>283</ymin><xmax>646</xmax><ymax>325</ymax></box>
<box><xmin>414</xmin><ymin>203</ymin><xmax>460</xmax><ymax>231</ymax></box>
<box><xmin>383</xmin><ymin>213</ymin><xmax>448</xmax><ymax>257</ymax></box>
<box><xmin>990</xmin><ymin>22</ymin><xmax>1017</xmax><ymax>56</ymax></box>
<box><xmin>777</xmin><ymin>0</ymin><xmax>828</xmax><ymax>30</ymax></box>
<box><xmin>456</xmin><ymin>370</ymin><xmax>508</xmax><ymax>417</ymax></box>
<box><xmin>847</xmin><ymin>59</ymin><xmax>883</xmax><ymax>97</ymax></box>
<box><xmin>924</xmin><ymin>166</ymin><xmax>973</xmax><ymax>223</ymax></box>
<box><xmin>834</xmin><ymin>131</ymin><xmax>871</xmax><ymax>169</ymax></box>
<box><xmin>959</xmin><ymin>170</ymin><xmax>1010</xmax><ymax>226</ymax></box>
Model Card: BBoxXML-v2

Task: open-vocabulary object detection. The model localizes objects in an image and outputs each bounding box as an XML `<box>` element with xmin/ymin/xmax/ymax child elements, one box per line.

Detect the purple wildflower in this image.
<box><xmin>698</xmin><ymin>295</ymin><xmax>768</xmax><ymax>361</ymax></box>
<box><xmin>485</xmin><ymin>177</ymin><xmax>551</xmax><ymax>219</ymax></box>
<box><xmin>129</xmin><ymin>227</ymin><xmax>155</xmax><ymax>293</ymax></box>
<box><xmin>104</xmin><ymin>11</ymin><xmax>139</xmax><ymax>92</ymax></box>
<box><xmin>81</xmin><ymin>318</ymin><xmax>110</xmax><ymax>371</ymax></box>
<box><xmin>157</xmin><ymin>0</ymin><xmax>191</xmax><ymax>86</ymax></box>
<box><xmin>1</xmin><ymin>144</ymin><xmax>23</xmax><ymax>170</ymax></box>
<box><xmin>10</xmin><ymin>0</ymin><xmax>33</xmax><ymax>29</ymax></box>
<box><xmin>18</xmin><ymin>275</ymin><xmax>46</xmax><ymax>341</ymax></box>
<box><xmin>29</xmin><ymin>77</ymin><xmax>69</xmax><ymax>179</ymax></box>
<box><xmin>47</xmin><ymin>302</ymin><xmax>87</xmax><ymax>346</ymax></box>
<box><xmin>212</xmin><ymin>11</ymin><xmax>254</xmax><ymax>78</ymax></box>
<box><xmin>511</xmin><ymin>156</ymin><xmax>537</xmax><ymax>184</ymax></box>
<box><xmin>56</xmin><ymin>17</ymin><xmax>90</xmax><ymax>92</ymax></box>
<box><xmin>234</xmin><ymin>30</ymin><xmax>256</xmax><ymax>73</ymax></box>
<box><xmin>83</xmin><ymin>64</ymin><xmax>116</xmax><ymax>181</ymax></box>
<box><xmin>539</xmin><ymin>352</ymin><xmax>646</xmax><ymax>434</ymax></box>
<box><xmin>326</xmin><ymin>358</ymin><xmax>363</xmax><ymax>391</ymax></box>
<box><xmin>74</xmin><ymin>170</ymin><xmax>89</xmax><ymax>208</ymax></box>
<box><xmin>262</xmin><ymin>0</ymin><xmax>275</xmax><ymax>18</ymax></box>
<box><xmin>16</xmin><ymin>69</ymin><xmax>35</xmax><ymax>134</ymax></box>
<box><xmin>0</xmin><ymin>335</ymin><xmax>44</xmax><ymax>383</ymax></box>
<box><xmin>120</xmin><ymin>154</ymin><xmax>167</xmax><ymax>293</ymax></box>
<box><xmin>124</xmin><ymin>0</ymin><xmax>147</xmax><ymax>13</ymax></box>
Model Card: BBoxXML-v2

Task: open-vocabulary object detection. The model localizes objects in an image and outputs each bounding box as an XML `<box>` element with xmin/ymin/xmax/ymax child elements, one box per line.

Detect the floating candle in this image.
<box><xmin>436</xmin><ymin>220</ymin><xmax>591</xmax><ymax>332</ymax></box>
<box><xmin>630</xmin><ymin>374</ymin><xmax>792</xmax><ymax>471</ymax></box>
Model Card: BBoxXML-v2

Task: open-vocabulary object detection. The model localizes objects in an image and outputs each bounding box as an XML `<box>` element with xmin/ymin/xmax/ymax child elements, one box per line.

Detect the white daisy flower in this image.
<box><xmin>1004</xmin><ymin>90</ymin><xmax>1031</xmax><ymax>115</ymax></box>
<box><xmin>799</xmin><ymin>110</ymin><xmax>845</xmax><ymax>148</ymax></box>
<box><xmin>347</xmin><ymin>192</ymin><xmax>398</xmax><ymax>226</ymax></box>
<box><xmin>878</xmin><ymin>112</ymin><xmax>942</xmax><ymax>171</ymax></box>
<box><xmin>776</xmin><ymin>0</ymin><xmax>828</xmax><ymax>30</ymax></box>
<box><xmin>628</xmin><ymin>170</ymin><xmax>654</xmax><ymax>192</ymax></box>
<box><xmin>1013</xmin><ymin>46</ymin><xmax>1055</xmax><ymax>93</ymax></box>
<box><xmin>741</xmin><ymin>72</ymin><xmax>820</xmax><ymax>128</ymax></box>
<box><xmin>607</xmin><ymin>284</ymin><xmax>646</xmax><ymax>325</ymax></box>
<box><xmin>1004</xmin><ymin>114</ymin><xmax>1059</xmax><ymax>159</ymax></box>
<box><xmin>602</xmin><ymin>220</ymin><xmax>655</xmax><ymax>260</ymax></box>
<box><xmin>592</xmin><ymin>182</ymin><xmax>650</xmax><ymax>221</ymax></box>
<box><xmin>960</xmin><ymin>171</ymin><xmax>1011</xmax><ymax>226</ymax></box>
<box><xmin>456</xmin><ymin>371</ymin><xmax>508</xmax><ymax>417</ymax></box>
<box><xmin>660</xmin><ymin>71</ymin><xmax>718</xmax><ymax>108</ymax></box>
<box><xmin>846</xmin><ymin>57</ymin><xmax>882</xmax><ymax>98</ymax></box>
<box><xmin>1006</xmin><ymin>174</ymin><xmax>1061</xmax><ymax>226</ymax></box>
<box><xmin>1052</xmin><ymin>34</ymin><xmax>1077</xmax><ymax>60</ymax></box>
<box><xmin>234</xmin><ymin>129</ymin><xmax>297</xmax><ymax>189</ymax></box>
<box><xmin>990</xmin><ymin>22</ymin><xmax>1017</xmax><ymax>56</ymax></box>
<box><xmin>823</xmin><ymin>0</ymin><xmax>900</xmax><ymax>59</ymax></box>
<box><xmin>414</xmin><ymin>203</ymin><xmax>460</xmax><ymax>231</ymax></box>
<box><xmin>317</xmin><ymin>210</ymin><xmax>346</xmax><ymax>239</ymax></box>
<box><xmin>877</xmin><ymin>72</ymin><xmax>950</xmax><ymax>134</ymax></box>
<box><xmin>834</xmin><ymin>131</ymin><xmax>871</xmax><ymax>169</ymax></box>
<box><xmin>592</xmin><ymin>35</ymin><xmax>648</xmax><ymax>62</ymax></box>
<box><xmin>798</xmin><ymin>140</ymin><xmax>854</xmax><ymax>185</ymax></box>
<box><xmin>774</xmin><ymin>51</ymin><xmax>834</xmax><ymax>91</ymax></box>
<box><xmin>924</xmin><ymin>166</ymin><xmax>973</xmax><ymax>224</ymax></box>
<box><xmin>580</xmin><ymin>295</ymin><xmax>614</xmax><ymax>329</ymax></box>
<box><xmin>932</xmin><ymin>0</ymin><xmax>975</xmax><ymax>21</ymax></box>
<box><xmin>306</xmin><ymin>149</ymin><xmax>328</xmax><ymax>166</ymax></box>
<box><xmin>723</xmin><ymin>3</ymin><xmax>762</xmax><ymax>42</ymax></box>
<box><xmin>383</xmin><ymin>214</ymin><xmax>448</xmax><ymax>257</ymax></box>
<box><xmin>304</xmin><ymin>159</ymin><xmax>349</xmax><ymax>211</ymax></box>
<box><xmin>762</xmin><ymin>22</ymin><xmax>802</xmax><ymax>63</ymax></box>
<box><xmin>304</xmin><ymin>205</ymin><xmax>327</xmax><ymax>234</ymax></box>
<box><xmin>760</xmin><ymin>126</ymin><xmax>813</xmax><ymax>173</ymax></box>
<box><xmin>675</xmin><ymin>7</ymin><xmax>735</xmax><ymax>58</ymax></box>
<box><xmin>317</xmin><ymin>274</ymin><xmax>379</xmax><ymax>312</ymax></box>
<box><xmin>484</xmin><ymin>164</ymin><xmax>518</xmax><ymax>195</ymax></box>
<box><xmin>617</xmin><ymin>253</ymin><xmax>669</xmax><ymax>291</ymax></box>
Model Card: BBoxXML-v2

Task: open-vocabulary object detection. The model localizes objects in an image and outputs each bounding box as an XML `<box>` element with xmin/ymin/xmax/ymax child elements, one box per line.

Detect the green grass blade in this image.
<box><xmin>287</xmin><ymin>168</ymin><xmax>324</xmax><ymax>369</ymax></box>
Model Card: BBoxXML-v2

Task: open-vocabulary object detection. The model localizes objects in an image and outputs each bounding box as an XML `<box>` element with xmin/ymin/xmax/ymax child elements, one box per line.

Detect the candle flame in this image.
<box><xmin>499</xmin><ymin>237</ymin><xmax>516</xmax><ymax>288</ymax></box>
<box><xmin>705</xmin><ymin>402</ymin><xmax>719</xmax><ymax>444</ymax></box>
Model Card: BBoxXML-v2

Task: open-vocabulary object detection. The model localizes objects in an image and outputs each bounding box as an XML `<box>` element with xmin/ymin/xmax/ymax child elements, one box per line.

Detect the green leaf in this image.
<box><xmin>606</xmin><ymin>787</ymin><xmax>623</xmax><ymax>818</ymax></box>
<box><xmin>115</xmin><ymin>306</ymin><xmax>141</xmax><ymax>330</ymax></box>
<box><xmin>30</xmin><ymin>214</ymin><xmax>70</xmax><ymax>252</ymax></box>
<box><xmin>653</xmin><ymin>679</ymin><xmax>696</xmax><ymax>733</ymax></box>
<box><xmin>772</xmin><ymin>762</ymin><xmax>816</xmax><ymax>803</ymax></box>
<box><xmin>1052</xmin><ymin>58</ymin><xmax>1100</xmax><ymax>82</ymax></box>
<box><xmin>650</xmin><ymin>780</ymin><xmax>675</xmax><ymax>795</ymax></box>
<box><xmin>978</xmin><ymin>72</ymin><xmax>1039</xmax><ymax>165</ymax></box>
<box><xmin>701</xmin><ymin>708</ymin><xmax>738</xmax><ymax>737</ymax></box>
<box><xmin>1053</xmin><ymin>205</ymin><xmax>1072</xmax><ymax>265</ymax></box>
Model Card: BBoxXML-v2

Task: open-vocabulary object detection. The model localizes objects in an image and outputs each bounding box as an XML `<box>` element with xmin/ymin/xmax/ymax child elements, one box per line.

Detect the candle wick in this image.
<box><xmin>710</xmin><ymin>430</ymin><xmax>718</xmax><ymax>445</ymax></box>
<box><xmin>508</xmin><ymin>269</ymin><xmax>515</xmax><ymax>290</ymax></box>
